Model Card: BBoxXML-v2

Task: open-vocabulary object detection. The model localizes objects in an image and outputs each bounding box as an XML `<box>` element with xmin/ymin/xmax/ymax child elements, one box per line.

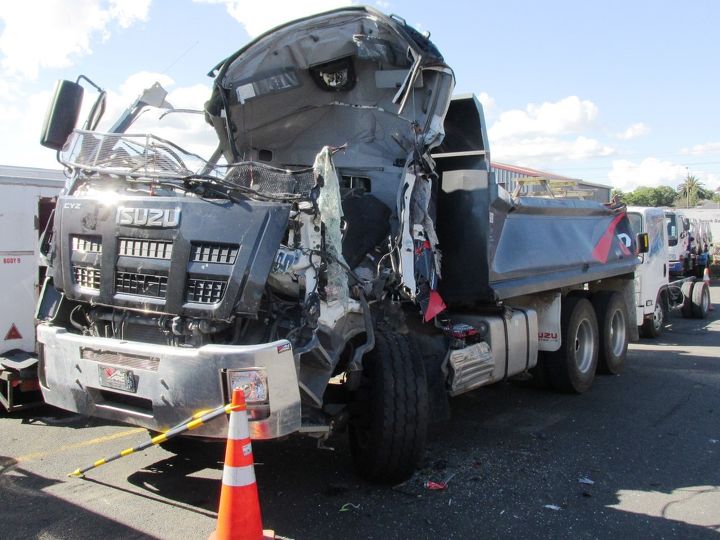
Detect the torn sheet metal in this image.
<box><xmin>397</xmin><ymin>157</ymin><xmax>446</xmax><ymax>320</ymax></box>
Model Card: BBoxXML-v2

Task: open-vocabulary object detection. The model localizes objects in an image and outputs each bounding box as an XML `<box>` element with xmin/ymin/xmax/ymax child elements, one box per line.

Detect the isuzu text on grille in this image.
<box><xmin>116</xmin><ymin>207</ymin><xmax>181</xmax><ymax>227</ymax></box>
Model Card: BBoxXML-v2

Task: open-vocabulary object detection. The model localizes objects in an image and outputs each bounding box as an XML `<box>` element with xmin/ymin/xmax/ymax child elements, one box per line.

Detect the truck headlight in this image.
<box><xmin>227</xmin><ymin>368</ymin><xmax>268</xmax><ymax>405</ymax></box>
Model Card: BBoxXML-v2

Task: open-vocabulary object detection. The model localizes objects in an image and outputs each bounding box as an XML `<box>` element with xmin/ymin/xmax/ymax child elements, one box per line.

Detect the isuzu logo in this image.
<box><xmin>116</xmin><ymin>207</ymin><xmax>181</xmax><ymax>227</ymax></box>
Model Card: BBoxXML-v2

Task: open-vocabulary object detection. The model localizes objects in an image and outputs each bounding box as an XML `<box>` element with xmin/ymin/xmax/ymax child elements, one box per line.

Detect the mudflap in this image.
<box><xmin>0</xmin><ymin>351</ymin><xmax>43</xmax><ymax>412</ymax></box>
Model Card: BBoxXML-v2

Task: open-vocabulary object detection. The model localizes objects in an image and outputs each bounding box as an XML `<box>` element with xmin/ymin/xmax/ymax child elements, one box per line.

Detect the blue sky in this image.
<box><xmin>1</xmin><ymin>0</ymin><xmax>719</xmax><ymax>192</ymax></box>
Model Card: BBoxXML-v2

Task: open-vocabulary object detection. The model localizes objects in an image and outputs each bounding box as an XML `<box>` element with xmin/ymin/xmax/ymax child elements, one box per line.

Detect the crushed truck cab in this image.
<box><xmin>37</xmin><ymin>6</ymin><xmax>641</xmax><ymax>483</ymax></box>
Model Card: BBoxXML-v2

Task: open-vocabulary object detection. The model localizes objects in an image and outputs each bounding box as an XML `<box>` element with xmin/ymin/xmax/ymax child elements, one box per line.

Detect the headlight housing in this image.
<box><xmin>225</xmin><ymin>368</ymin><xmax>271</xmax><ymax>422</ymax></box>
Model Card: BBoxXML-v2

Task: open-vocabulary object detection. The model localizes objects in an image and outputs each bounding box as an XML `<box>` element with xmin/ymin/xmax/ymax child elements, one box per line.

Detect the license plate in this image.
<box><xmin>98</xmin><ymin>365</ymin><xmax>137</xmax><ymax>393</ymax></box>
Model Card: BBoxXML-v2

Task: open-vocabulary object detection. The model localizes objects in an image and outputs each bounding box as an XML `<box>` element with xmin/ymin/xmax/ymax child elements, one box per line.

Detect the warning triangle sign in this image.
<box><xmin>4</xmin><ymin>324</ymin><xmax>22</xmax><ymax>341</ymax></box>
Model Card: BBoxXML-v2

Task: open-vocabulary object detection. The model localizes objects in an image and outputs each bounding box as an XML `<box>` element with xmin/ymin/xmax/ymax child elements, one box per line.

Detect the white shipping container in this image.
<box><xmin>0</xmin><ymin>166</ymin><xmax>65</xmax><ymax>356</ymax></box>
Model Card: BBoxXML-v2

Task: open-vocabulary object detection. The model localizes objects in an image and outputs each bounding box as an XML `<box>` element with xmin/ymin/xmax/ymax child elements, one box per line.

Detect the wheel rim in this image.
<box><xmin>574</xmin><ymin>319</ymin><xmax>595</xmax><ymax>374</ymax></box>
<box><xmin>702</xmin><ymin>287</ymin><xmax>710</xmax><ymax>313</ymax></box>
<box><xmin>652</xmin><ymin>302</ymin><xmax>664</xmax><ymax>332</ymax></box>
<box><xmin>610</xmin><ymin>309</ymin><xmax>626</xmax><ymax>356</ymax></box>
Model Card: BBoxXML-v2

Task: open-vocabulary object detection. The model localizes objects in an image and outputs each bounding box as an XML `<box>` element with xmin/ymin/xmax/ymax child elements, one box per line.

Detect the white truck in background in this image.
<box><xmin>665</xmin><ymin>209</ymin><xmax>713</xmax><ymax>280</ymax></box>
<box><xmin>628</xmin><ymin>206</ymin><xmax>711</xmax><ymax>339</ymax></box>
<box><xmin>0</xmin><ymin>166</ymin><xmax>64</xmax><ymax>411</ymax></box>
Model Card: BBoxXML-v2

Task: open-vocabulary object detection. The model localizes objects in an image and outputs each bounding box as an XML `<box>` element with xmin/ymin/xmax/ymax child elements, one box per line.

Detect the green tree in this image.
<box><xmin>622</xmin><ymin>186</ymin><xmax>677</xmax><ymax>207</ymax></box>
<box><xmin>697</xmin><ymin>186</ymin><xmax>715</xmax><ymax>201</ymax></box>
<box><xmin>677</xmin><ymin>174</ymin><xmax>704</xmax><ymax>207</ymax></box>
<box><xmin>655</xmin><ymin>186</ymin><xmax>678</xmax><ymax>206</ymax></box>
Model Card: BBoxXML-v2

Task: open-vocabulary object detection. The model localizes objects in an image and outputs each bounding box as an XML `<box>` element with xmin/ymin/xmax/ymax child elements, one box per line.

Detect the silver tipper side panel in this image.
<box><xmin>449</xmin><ymin>308</ymin><xmax>538</xmax><ymax>394</ymax></box>
<box><xmin>37</xmin><ymin>324</ymin><xmax>301</xmax><ymax>439</ymax></box>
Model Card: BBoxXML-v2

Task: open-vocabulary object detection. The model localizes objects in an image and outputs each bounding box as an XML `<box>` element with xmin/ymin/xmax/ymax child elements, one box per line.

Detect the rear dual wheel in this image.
<box><xmin>545</xmin><ymin>296</ymin><xmax>599</xmax><ymax>393</ymax></box>
<box><xmin>543</xmin><ymin>291</ymin><xmax>629</xmax><ymax>392</ymax></box>
<box><xmin>594</xmin><ymin>291</ymin><xmax>629</xmax><ymax>374</ymax></box>
<box><xmin>681</xmin><ymin>281</ymin><xmax>695</xmax><ymax>318</ymax></box>
<box><xmin>681</xmin><ymin>281</ymin><xmax>711</xmax><ymax>319</ymax></box>
<box><xmin>691</xmin><ymin>281</ymin><xmax>711</xmax><ymax>319</ymax></box>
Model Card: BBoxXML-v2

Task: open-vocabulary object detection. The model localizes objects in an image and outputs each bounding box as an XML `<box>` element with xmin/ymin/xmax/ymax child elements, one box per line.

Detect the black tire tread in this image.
<box><xmin>350</xmin><ymin>330</ymin><xmax>428</xmax><ymax>483</ymax></box>
<box><xmin>545</xmin><ymin>296</ymin><xmax>598</xmax><ymax>394</ymax></box>
<box><xmin>691</xmin><ymin>281</ymin><xmax>709</xmax><ymax>319</ymax></box>
<box><xmin>681</xmin><ymin>281</ymin><xmax>695</xmax><ymax>318</ymax></box>
<box><xmin>593</xmin><ymin>291</ymin><xmax>628</xmax><ymax>374</ymax></box>
<box><xmin>639</xmin><ymin>291</ymin><xmax>664</xmax><ymax>339</ymax></box>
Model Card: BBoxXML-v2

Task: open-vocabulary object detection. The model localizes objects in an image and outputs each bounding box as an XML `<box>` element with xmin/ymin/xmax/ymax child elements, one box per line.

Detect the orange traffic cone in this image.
<box><xmin>210</xmin><ymin>389</ymin><xmax>274</xmax><ymax>540</ymax></box>
<box><xmin>703</xmin><ymin>267</ymin><xmax>714</xmax><ymax>311</ymax></box>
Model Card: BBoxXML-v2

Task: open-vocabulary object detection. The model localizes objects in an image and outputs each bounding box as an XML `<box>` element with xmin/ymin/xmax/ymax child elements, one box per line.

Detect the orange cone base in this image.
<box><xmin>209</xmin><ymin>530</ymin><xmax>274</xmax><ymax>539</ymax></box>
<box><xmin>214</xmin><ymin>480</ymin><xmax>264</xmax><ymax>539</ymax></box>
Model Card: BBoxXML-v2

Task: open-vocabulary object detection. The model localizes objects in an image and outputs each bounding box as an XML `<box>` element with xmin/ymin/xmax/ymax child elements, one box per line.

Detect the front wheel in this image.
<box><xmin>640</xmin><ymin>291</ymin><xmax>666</xmax><ymax>339</ymax></box>
<box><xmin>349</xmin><ymin>330</ymin><xmax>428</xmax><ymax>484</ymax></box>
<box><xmin>545</xmin><ymin>296</ymin><xmax>599</xmax><ymax>393</ymax></box>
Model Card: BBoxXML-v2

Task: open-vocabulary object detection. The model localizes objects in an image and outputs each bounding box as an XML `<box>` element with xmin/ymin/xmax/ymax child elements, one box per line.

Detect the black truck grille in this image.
<box><xmin>74</xmin><ymin>266</ymin><xmax>101</xmax><ymax>290</ymax></box>
<box><xmin>190</xmin><ymin>242</ymin><xmax>238</xmax><ymax>264</ymax></box>
<box><xmin>119</xmin><ymin>239</ymin><xmax>173</xmax><ymax>259</ymax></box>
<box><xmin>116</xmin><ymin>272</ymin><xmax>168</xmax><ymax>298</ymax></box>
<box><xmin>187</xmin><ymin>278</ymin><xmax>227</xmax><ymax>304</ymax></box>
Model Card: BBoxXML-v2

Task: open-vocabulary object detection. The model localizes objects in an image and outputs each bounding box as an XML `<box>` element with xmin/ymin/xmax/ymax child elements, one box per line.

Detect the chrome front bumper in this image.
<box><xmin>37</xmin><ymin>324</ymin><xmax>301</xmax><ymax>439</ymax></box>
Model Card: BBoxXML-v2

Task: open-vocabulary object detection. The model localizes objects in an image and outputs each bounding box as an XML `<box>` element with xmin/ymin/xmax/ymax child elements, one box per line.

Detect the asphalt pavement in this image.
<box><xmin>2</xmin><ymin>284</ymin><xmax>719</xmax><ymax>539</ymax></box>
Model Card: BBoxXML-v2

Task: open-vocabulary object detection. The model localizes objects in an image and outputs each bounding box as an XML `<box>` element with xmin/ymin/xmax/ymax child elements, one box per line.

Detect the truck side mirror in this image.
<box><xmin>636</xmin><ymin>232</ymin><xmax>649</xmax><ymax>254</ymax></box>
<box><xmin>40</xmin><ymin>80</ymin><xmax>84</xmax><ymax>150</ymax></box>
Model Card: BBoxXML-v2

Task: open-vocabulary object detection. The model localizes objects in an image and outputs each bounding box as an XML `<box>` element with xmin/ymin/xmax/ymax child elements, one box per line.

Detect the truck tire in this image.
<box><xmin>681</xmin><ymin>281</ymin><xmax>695</xmax><ymax>319</ymax></box>
<box><xmin>349</xmin><ymin>330</ymin><xmax>428</xmax><ymax>484</ymax></box>
<box><xmin>545</xmin><ymin>296</ymin><xmax>599</xmax><ymax>393</ymax></box>
<box><xmin>640</xmin><ymin>291</ymin><xmax>666</xmax><ymax>339</ymax></box>
<box><xmin>691</xmin><ymin>281</ymin><xmax>710</xmax><ymax>319</ymax></box>
<box><xmin>593</xmin><ymin>291</ymin><xmax>628</xmax><ymax>374</ymax></box>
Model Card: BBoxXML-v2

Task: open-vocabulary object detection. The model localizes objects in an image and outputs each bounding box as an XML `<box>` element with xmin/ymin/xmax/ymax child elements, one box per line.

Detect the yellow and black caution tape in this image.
<box><xmin>68</xmin><ymin>401</ymin><xmax>235</xmax><ymax>478</ymax></box>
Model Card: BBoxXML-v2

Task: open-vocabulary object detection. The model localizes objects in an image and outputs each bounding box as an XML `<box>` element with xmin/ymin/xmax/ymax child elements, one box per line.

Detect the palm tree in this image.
<box><xmin>677</xmin><ymin>174</ymin><xmax>704</xmax><ymax>208</ymax></box>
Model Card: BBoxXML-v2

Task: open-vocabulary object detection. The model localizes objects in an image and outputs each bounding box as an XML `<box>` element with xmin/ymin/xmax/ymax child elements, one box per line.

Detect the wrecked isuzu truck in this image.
<box><xmin>36</xmin><ymin>7</ymin><xmax>642</xmax><ymax>482</ymax></box>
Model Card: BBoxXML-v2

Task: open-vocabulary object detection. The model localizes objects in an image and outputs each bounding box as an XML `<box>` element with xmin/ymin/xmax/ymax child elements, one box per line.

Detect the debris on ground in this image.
<box><xmin>339</xmin><ymin>503</ymin><xmax>360</xmax><ymax>512</ymax></box>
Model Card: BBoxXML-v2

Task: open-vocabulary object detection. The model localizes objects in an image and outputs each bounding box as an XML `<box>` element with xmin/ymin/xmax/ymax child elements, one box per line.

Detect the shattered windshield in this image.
<box><xmin>61</xmin><ymin>130</ymin><xmax>316</xmax><ymax>200</ymax></box>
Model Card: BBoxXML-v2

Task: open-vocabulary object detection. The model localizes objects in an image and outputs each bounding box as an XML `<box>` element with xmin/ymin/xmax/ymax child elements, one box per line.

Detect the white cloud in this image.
<box><xmin>90</xmin><ymin>72</ymin><xmax>217</xmax><ymax>158</ymax></box>
<box><xmin>682</xmin><ymin>142</ymin><xmax>720</xmax><ymax>156</ymax></box>
<box><xmin>607</xmin><ymin>158</ymin><xmax>687</xmax><ymax>192</ymax></box>
<box><xmin>704</xmin><ymin>174</ymin><xmax>720</xmax><ymax>191</ymax></box>
<box><xmin>109</xmin><ymin>0</ymin><xmax>152</xmax><ymax>28</ymax></box>
<box><xmin>477</xmin><ymin>92</ymin><xmax>495</xmax><ymax>117</ymax></box>
<box><xmin>493</xmin><ymin>136</ymin><xmax>614</xmax><ymax>163</ymax></box>
<box><xmin>616</xmin><ymin>122</ymin><xmax>650</xmax><ymax>140</ymax></box>
<box><xmin>194</xmin><ymin>0</ymin><xmax>353</xmax><ymax>37</ymax></box>
<box><xmin>0</xmin><ymin>85</ymin><xmax>61</xmax><ymax>169</ymax></box>
<box><xmin>489</xmin><ymin>96</ymin><xmax>598</xmax><ymax>140</ymax></box>
<box><xmin>487</xmin><ymin>96</ymin><xmax>612</xmax><ymax>163</ymax></box>
<box><xmin>0</xmin><ymin>71</ymin><xmax>216</xmax><ymax>169</ymax></box>
<box><xmin>0</xmin><ymin>0</ymin><xmax>150</xmax><ymax>79</ymax></box>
